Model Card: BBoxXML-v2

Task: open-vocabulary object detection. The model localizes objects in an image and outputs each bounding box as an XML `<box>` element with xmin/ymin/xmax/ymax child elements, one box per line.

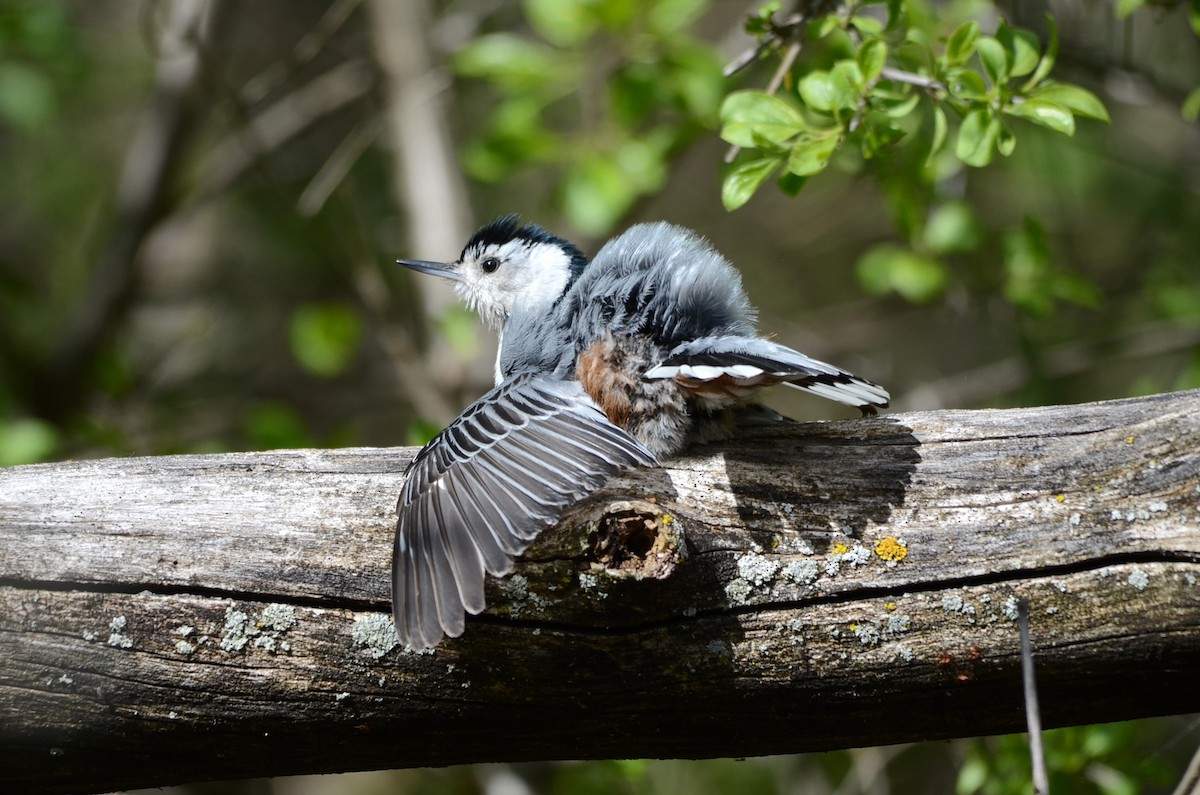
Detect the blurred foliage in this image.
<box><xmin>720</xmin><ymin>2</ymin><xmax>1113</xmax><ymax>314</ymax></box>
<box><xmin>453</xmin><ymin>0</ymin><xmax>724</xmax><ymax>235</ymax></box>
<box><xmin>0</xmin><ymin>0</ymin><xmax>1198</xmax><ymax>791</ymax></box>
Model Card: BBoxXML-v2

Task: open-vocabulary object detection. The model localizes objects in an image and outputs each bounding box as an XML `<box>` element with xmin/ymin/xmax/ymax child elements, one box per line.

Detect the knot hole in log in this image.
<box><xmin>588</xmin><ymin>500</ymin><xmax>684</xmax><ymax>580</ymax></box>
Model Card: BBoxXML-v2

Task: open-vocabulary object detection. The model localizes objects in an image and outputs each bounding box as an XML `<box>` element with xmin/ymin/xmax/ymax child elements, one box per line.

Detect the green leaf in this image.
<box><xmin>787</xmin><ymin>134</ymin><xmax>840</xmax><ymax>176</ymax></box>
<box><xmin>289</xmin><ymin>303</ymin><xmax>362</xmax><ymax>378</ymax></box>
<box><xmin>882</xmin><ymin>92</ymin><xmax>920</xmax><ymax>118</ymax></box>
<box><xmin>453</xmin><ymin>33</ymin><xmax>566</xmax><ymax>91</ymax></box>
<box><xmin>927</xmin><ymin>104</ymin><xmax>948</xmax><ymax>166</ymax></box>
<box><xmin>522</xmin><ymin>0</ymin><xmax>595</xmax><ymax>45</ymax></box>
<box><xmin>997</xmin><ymin>23</ymin><xmax>1041</xmax><ymax>78</ymax></box>
<box><xmin>798</xmin><ymin>70</ymin><xmax>837</xmax><ymax>113</ymax></box>
<box><xmin>955</xmin><ymin>109</ymin><xmax>1000</xmax><ymax>167</ymax></box>
<box><xmin>830</xmin><ymin>60</ymin><xmax>866</xmax><ymax>109</ymax></box>
<box><xmin>0</xmin><ymin>62</ymin><xmax>56</xmax><ymax>130</ymax></box>
<box><xmin>0</xmin><ymin>417</ymin><xmax>58</xmax><ymax>466</ymax></box>
<box><xmin>1025</xmin><ymin>15</ymin><xmax>1058</xmax><ymax>90</ymax></box>
<box><xmin>849</xmin><ymin>14</ymin><xmax>884</xmax><ymax>35</ymax></box>
<box><xmin>1007</xmin><ymin>98</ymin><xmax>1075</xmax><ymax>135</ymax></box>
<box><xmin>437</xmin><ymin>307</ymin><xmax>482</xmax><ymax>360</ymax></box>
<box><xmin>1116</xmin><ymin>0</ymin><xmax>1146</xmax><ymax>18</ymax></box>
<box><xmin>563</xmin><ymin>155</ymin><xmax>637</xmax><ymax>235</ymax></box>
<box><xmin>945</xmin><ymin>21</ymin><xmax>979</xmax><ymax>66</ymax></box>
<box><xmin>861</xmin><ymin>115</ymin><xmax>905</xmax><ymax>157</ymax></box>
<box><xmin>1031</xmin><ymin>83</ymin><xmax>1111</xmax><ymax>122</ymax></box>
<box><xmin>720</xmin><ymin>91</ymin><xmax>807</xmax><ymax>146</ymax></box>
<box><xmin>923</xmin><ymin>201</ymin><xmax>982</xmax><ymax>254</ymax></box>
<box><xmin>777</xmin><ymin>171</ymin><xmax>809</xmax><ymax>196</ymax></box>
<box><xmin>975</xmin><ymin>36</ymin><xmax>1009</xmax><ymax>85</ymax></box>
<box><xmin>857</xmin><ymin>39</ymin><xmax>888</xmax><ymax>83</ymax></box>
<box><xmin>722</xmin><ymin>157</ymin><xmax>780</xmax><ymax>210</ymax></box>
<box><xmin>856</xmin><ymin>244</ymin><xmax>947</xmax><ymax>303</ymax></box>
<box><xmin>951</xmin><ymin>69</ymin><xmax>989</xmax><ymax>101</ymax></box>
<box><xmin>1184</xmin><ymin>86</ymin><xmax>1200</xmax><ymax>121</ymax></box>
<box><xmin>997</xmin><ymin>121</ymin><xmax>1016</xmax><ymax>156</ymax></box>
<box><xmin>647</xmin><ymin>0</ymin><xmax>708</xmax><ymax>34</ymax></box>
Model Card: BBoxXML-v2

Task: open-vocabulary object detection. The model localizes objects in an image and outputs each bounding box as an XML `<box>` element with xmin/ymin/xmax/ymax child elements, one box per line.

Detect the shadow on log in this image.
<box><xmin>1</xmin><ymin>390</ymin><xmax>1198</xmax><ymax>794</ymax></box>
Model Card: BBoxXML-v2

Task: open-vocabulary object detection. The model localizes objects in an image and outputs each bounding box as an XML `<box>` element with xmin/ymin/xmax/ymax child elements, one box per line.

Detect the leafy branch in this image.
<box><xmin>719</xmin><ymin>5</ymin><xmax>1111</xmax><ymax>211</ymax></box>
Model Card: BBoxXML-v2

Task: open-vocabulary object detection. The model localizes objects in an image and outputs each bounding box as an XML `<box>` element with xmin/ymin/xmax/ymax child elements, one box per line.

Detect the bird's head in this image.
<box><xmin>398</xmin><ymin>215</ymin><xmax>588</xmax><ymax>330</ymax></box>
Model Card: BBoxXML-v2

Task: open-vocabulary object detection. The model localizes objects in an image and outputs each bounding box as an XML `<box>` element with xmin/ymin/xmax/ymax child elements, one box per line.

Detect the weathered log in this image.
<box><xmin>1</xmin><ymin>389</ymin><xmax>1198</xmax><ymax>794</ymax></box>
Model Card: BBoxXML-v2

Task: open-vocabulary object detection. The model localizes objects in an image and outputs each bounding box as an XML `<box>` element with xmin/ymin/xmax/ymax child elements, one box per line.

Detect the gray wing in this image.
<box><xmin>645</xmin><ymin>335</ymin><xmax>890</xmax><ymax>414</ymax></box>
<box><xmin>393</xmin><ymin>373</ymin><xmax>657</xmax><ymax>651</ymax></box>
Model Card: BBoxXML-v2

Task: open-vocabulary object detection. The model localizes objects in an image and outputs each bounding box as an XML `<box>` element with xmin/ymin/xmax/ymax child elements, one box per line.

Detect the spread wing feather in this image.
<box><xmin>393</xmin><ymin>373</ymin><xmax>657</xmax><ymax>651</ymax></box>
<box><xmin>646</xmin><ymin>335</ymin><xmax>890</xmax><ymax>414</ymax></box>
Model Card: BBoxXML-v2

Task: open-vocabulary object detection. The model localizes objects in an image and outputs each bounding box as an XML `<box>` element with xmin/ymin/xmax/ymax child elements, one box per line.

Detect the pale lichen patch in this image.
<box><xmin>782</xmin><ymin>559</ymin><xmax>819</xmax><ymax>586</ymax></box>
<box><xmin>258</xmin><ymin>603</ymin><xmax>297</xmax><ymax>632</ymax></box>
<box><xmin>736</xmin><ymin>552</ymin><xmax>780</xmax><ymax>587</ymax></box>
<box><xmin>107</xmin><ymin>615</ymin><xmax>133</xmax><ymax>649</ymax></box>
<box><xmin>351</xmin><ymin>613</ymin><xmax>399</xmax><ymax>659</ymax></box>
<box><xmin>1127</xmin><ymin>569</ymin><xmax>1150</xmax><ymax>591</ymax></box>
<box><xmin>1002</xmin><ymin>597</ymin><xmax>1020</xmax><ymax>621</ymax></box>
<box><xmin>724</xmin><ymin>577</ymin><xmax>753</xmax><ymax>605</ymax></box>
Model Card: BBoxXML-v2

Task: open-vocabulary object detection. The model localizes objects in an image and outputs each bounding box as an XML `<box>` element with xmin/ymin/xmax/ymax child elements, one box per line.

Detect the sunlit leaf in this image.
<box><xmin>1025</xmin><ymin>15</ymin><xmax>1058</xmax><ymax>90</ymax></box>
<box><xmin>453</xmin><ymin>33</ymin><xmax>567</xmax><ymax>91</ymax></box>
<box><xmin>997</xmin><ymin>22</ymin><xmax>1041</xmax><ymax>78</ymax></box>
<box><xmin>1031</xmin><ymin>83</ymin><xmax>1111</xmax><ymax>122</ymax></box>
<box><xmin>924</xmin><ymin>201</ymin><xmax>982</xmax><ymax>254</ymax></box>
<box><xmin>976</xmin><ymin>36</ymin><xmax>1009</xmax><ymax>85</ymax></box>
<box><xmin>720</xmin><ymin>91</ymin><xmax>807</xmax><ymax>145</ymax></box>
<box><xmin>647</xmin><ymin>0</ymin><xmax>708</xmax><ymax>34</ymax></box>
<box><xmin>1007</xmin><ymin>98</ymin><xmax>1075</xmax><ymax>135</ymax></box>
<box><xmin>955</xmin><ymin>109</ymin><xmax>999</xmax><ymax>167</ymax></box>
<box><xmin>881</xmin><ymin>92</ymin><xmax>920</xmax><ymax>118</ymax></box>
<box><xmin>0</xmin><ymin>417</ymin><xmax>58</xmax><ymax>466</ymax></box>
<box><xmin>798</xmin><ymin>70</ymin><xmax>837</xmax><ymax>113</ymax></box>
<box><xmin>787</xmin><ymin>134</ymin><xmax>840</xmax><ymax>176</ymax></box>
<box><xmin>849</xmin><ymin>14</ymin><xmax>884</xmax><ymax>35</ymax></box>
<box><xmin>1184</xmin><ymin>86</ymin><xmax>1200</xmax><ymax>121</ymax></box>
<box><xmin>1116</xmin><ymin>0</ymin><xmax>1146</xmax><ymax>18</ymax></box>
<box><xmin>945</xmin><ymin>21</ymin><xmax>979</xmax><ymax>66</ymax></box>
<box><xmin>563</xmin><ymin>155</ymin><xmax>637</xmax><ymax>235</ymax></box>
<box><xmin>722</xmin><ymin>157</ymin><xmax>780</xmax><ymax>210</ymax></box>
<box><xmin>857</xmin><ymin>39</ymin><xmax>888</xmax><ymax>83</ymax></box>
<box><xmin>926</xmin><ymin>104</ymin><xmax>948</xmax><ymax>166</ymax></box>
<box><xmin>830</xmin><ymin>60</ymin><xmax>866</xmax><ymax>109</ymax></box>
<box><xmin>522</xmin><ymin>0</ymin><xmax>594</xmax><ymax>45</ymax></box>
<box><xmin>857</xmin><ymin>244</ymin><xmax>947</xmax><ymax>303</ymax></box>
<box><xmin>951</xmin><ymin>69</ymin><xmax>989</xmax><ymax>101</ymax></box>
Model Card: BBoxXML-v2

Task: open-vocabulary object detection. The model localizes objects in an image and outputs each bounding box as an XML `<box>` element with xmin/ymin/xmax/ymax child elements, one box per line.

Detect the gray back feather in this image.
<box><xmin>498</xmin><ymin>223</ymin><xmax>757</xmax><ymax>378</ymax></box>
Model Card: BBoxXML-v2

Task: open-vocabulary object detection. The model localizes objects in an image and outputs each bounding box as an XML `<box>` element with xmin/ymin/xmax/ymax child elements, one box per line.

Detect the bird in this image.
<box><xmin>393</xmin><ymin>215</ymin><xmax>889</xmax><ymax>650</ymax></box>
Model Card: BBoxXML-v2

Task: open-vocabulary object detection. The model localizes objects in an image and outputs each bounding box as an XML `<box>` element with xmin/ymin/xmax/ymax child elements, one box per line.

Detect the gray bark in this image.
<box><xmin>1</xmin><ymin>389</ymin><xmax>1198</xmax><ymax>794</ymax></box>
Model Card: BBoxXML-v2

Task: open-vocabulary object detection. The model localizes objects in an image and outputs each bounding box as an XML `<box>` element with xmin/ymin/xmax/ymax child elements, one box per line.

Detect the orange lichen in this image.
<box><xmin>875</xmin><ymin>537</ymin><xmax>908</xmax><ymax>563</ymax></box>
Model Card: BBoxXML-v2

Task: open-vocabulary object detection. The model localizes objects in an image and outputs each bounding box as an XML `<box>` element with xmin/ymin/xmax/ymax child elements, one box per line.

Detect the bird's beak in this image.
<box><xmin>396</xmin><ymin>259</ymin><xmax>461</xmax><ymax>282</ymax></box>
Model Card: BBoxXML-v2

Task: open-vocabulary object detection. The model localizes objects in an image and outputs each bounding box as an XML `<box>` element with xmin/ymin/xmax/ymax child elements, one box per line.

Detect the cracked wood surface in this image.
<box><xmin>1</xmin><ymin>389</ymin><xmax>1199</xmax><ymax>794</ymax></box>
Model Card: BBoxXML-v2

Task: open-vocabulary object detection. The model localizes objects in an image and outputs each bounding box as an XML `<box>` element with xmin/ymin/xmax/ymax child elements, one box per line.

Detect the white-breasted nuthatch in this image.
<box><xmin>394</xmin><ymin>215</ymin><xmax>889</xmax><ymax>650</ymax></box>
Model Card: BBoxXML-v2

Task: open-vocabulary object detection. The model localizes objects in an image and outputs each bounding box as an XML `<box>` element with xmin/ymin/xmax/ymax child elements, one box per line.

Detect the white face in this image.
<box><xmin>454</xmin><ymin>239</ymin><xmax>574</xmax><ymax>329</ymax></box>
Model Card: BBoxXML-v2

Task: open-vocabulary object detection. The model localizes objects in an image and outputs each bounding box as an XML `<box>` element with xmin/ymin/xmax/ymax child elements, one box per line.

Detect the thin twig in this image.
<box><xmin>1019</xmin><ymin>599</ymin><xmax>1050</xmax><ymax>795</ymax></box>
<box><xmin>880</xmin><ymin>66</ymin><xmax>946</xmax><ymax>93</ymax></box>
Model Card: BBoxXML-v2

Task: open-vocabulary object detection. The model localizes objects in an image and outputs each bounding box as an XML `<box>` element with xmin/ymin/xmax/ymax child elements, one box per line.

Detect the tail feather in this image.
<box><xmin>645</xmin><ymin>335</ymin><xmax>889</xmax><ymax>414</ymax></box>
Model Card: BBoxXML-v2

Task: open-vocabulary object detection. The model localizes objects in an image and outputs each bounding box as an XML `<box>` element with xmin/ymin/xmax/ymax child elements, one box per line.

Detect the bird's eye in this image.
<box><xmin>480</xmin><ymin>257</ymin><xmax>500</xmax><ymax>274</ymax></box>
